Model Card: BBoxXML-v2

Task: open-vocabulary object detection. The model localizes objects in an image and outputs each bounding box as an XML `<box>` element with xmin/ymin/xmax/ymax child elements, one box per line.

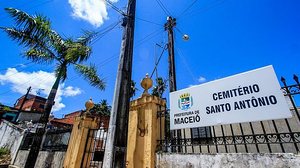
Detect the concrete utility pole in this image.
<box><xmin>103</xmin><ymin>0</ymin><xmax>136</xmax><ymax>167</ymax></box>
<box><xmin>164</xmin><ymin>16</ymin><xmax>182</xmax><ymax>152</ymax></box>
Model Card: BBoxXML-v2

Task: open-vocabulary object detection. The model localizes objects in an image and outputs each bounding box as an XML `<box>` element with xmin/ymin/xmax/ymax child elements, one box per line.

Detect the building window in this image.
<box><xmin>191</xmin><ymin>127</ymin><xmax>212</xmax><ymax>144</ymax></box>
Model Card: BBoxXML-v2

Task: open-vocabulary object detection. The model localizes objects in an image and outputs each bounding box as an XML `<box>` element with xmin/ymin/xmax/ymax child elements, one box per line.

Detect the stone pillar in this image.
<box><xmin>126</xmin><ymin>75</ymin><xmax>166</xmax><ymax>168</ymax></box>
<box><xmin>63</xmin><ymin>114</ymin><xmax>98</xmax><ymax>168</ymax></box>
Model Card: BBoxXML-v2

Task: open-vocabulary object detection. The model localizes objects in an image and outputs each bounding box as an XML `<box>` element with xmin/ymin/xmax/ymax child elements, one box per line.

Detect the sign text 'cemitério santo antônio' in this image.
<box><xmin>170</xmin><ymin>65</ymin><xmax>292</xmax><ymax>130</ymax></box>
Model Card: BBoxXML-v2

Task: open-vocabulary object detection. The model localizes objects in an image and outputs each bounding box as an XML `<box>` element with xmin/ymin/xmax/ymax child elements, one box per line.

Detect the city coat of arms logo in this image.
<box><xmin>178</xmin><ymin>93</ymin><xmax>193</xmax><ymax>110</ymax></box>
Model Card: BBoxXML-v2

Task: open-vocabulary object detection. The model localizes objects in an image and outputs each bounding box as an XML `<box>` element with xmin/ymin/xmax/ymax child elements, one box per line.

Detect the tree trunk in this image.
<box><xmin>24</xmin><ymin>73</ymin><xmax>61</xmax><ymax>168</ymax></box>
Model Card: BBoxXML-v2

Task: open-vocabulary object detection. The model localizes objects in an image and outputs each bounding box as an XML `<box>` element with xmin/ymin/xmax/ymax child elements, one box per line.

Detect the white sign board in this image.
<box><xmin>170</xmin><ymin>65</ymin><xmax>292</xmax><ymax>130</ymax></box>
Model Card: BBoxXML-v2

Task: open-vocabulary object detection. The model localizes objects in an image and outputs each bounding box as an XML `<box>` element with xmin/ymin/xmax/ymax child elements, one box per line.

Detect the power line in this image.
<box><xmin>104</xmin><ymin>0</ymin><xmax>163</xmax><ymax>27</ymax></box>
<box><xmin>0</xmin><ymin>62</ymin><xmax>38</xmax><ymax>79</ymax></box>
<box><xmin>104</xmin><ymin>0</ymin><xmax>126</xmax><ymax>16</ymax></box>
<box><xmin>0</xmin><ymin>62</ymin><xmax>33</xmax><ymax>72</ymax></box>
<box><xmin>175</xmin><ymin>47</ymin><xmax>198</xmax><ymax>83</ymax></box>
<box><xmin>178</xmin><ymin>0</ymin><xmax>198</xmax><ymax>18</ymax></box>
<box><xmin>135</xmin><ymin>17</ymin><xmax>163</xmax><ymax>26</ymax></box>
<box><xmin>91</xmin><ymin>20</ymin><xmax>122</xmax><ymax>45</ymax></box>
<box><xmin>150</xmin><ymin>44</ymin><xmax>167</xmax><ymax>78</ymax></box>
<box><xmin>0</xmin><ymin>64</ymin><xmax>55</xmax><ymax>96</ymax></box>
<box><xmin>136</xmin><ymin>28</ymin><xmax>164</xmax><ymax>46</ymax></box>
<box><xmin>0</xmin><ymin>0</ymin><xmax>54</xmax><ymax>21</ymax></box>
<box><xmin>155</xmin><ymin>0</ymin><xmax>172</xmax><ymax>16</ymax></box>
<box><xmin>180</xmin><ymin>0</ymin><xmax>226</xmax><ymax>19</ymax></box>
<box><xmin>68</xmin><ymin>28</ymin><xmax>165</xmax><ymax>83</ymax></box>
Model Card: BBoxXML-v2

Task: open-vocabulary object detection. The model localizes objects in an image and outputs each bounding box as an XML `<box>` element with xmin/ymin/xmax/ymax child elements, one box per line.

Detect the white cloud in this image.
<box><xmin>63</xmin><ymin>86</ymin><xmax>82</xmax><ymax>97</ymax></box>
<box><xmin>0</xmin><ymin>68</ymin><xmax>82</xmax><ymax>112</ymax></box>
<box><xmin>188</xmin><ymin>76</ymin><xmax>207</xmax><ymax>88</ymax></box>
<box><xmin>198</xmin><ymin>76</ymin><xmax>206</xmax><ymax>83</ymax></box>
<box><xmin>68</xmin><ymin>0</ymin><xmax>118</xmax><ymax>27</ymax></box>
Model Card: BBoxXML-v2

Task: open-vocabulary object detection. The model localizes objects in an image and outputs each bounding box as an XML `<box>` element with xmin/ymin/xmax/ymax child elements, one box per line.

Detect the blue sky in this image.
<box><xmin>0</xmin><ymin>0</ymin><xmax>299</xmax><ymax>118</ymax></box>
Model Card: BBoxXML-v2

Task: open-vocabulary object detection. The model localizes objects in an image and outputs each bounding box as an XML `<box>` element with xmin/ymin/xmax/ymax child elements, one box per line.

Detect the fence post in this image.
<box><xmin>63</xmin><ymin>113</ymin><xmax>98</xmax><ymax>168</ymax></box>
<box><xmin>126</xmin><ymin>75</ymin><xmax>166</xmax><ymax>168</ymax></box>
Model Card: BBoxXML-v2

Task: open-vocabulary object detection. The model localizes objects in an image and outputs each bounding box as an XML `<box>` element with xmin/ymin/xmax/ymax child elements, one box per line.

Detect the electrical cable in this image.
<box><xmin>91</xmin><ymin>20</ymin><xmax>122</xmax><ymax>45</ymax></box>
<box><xmin>135</xmin><ymin>17</ymin><xmax>164</xmax><ymax>26</ymax></box>
<box><xmin>0</xmin><ymin>20</ymin><xmax>120</xmax><ymax>87</ymax></box>
<box><xmin>0</xmin><ymin>0</ymin><xmax>54</xmax><ymax>21</ymax></box>
<box><xmin>175</xmin><ymin>46</ymin><xmax>198</xmax><ymax>83</ymax></box>
<box><xmin>150</xmin><ymin>44</ymin><xmax>167</xmax><ymax>78</ymax></box>
<box><xmin>68</xmin><ymin>28</ymin><xmax>165</xmax><ymax>83</ymax></box>
<box><xmin>0</xmin><ymin>62</ymin><xmax>33</xmax><ymax>72</ymax></box>
<box><xmin>178</xmin><ymin>0</ymin><xmax>198</xmax><ymax>18</ymax></box>
<box><xmin>104</xmin><ymin>0</ymin><xmax>163</xmax><ymax>27</ymax></box>
<box><xmin>0</xmin><ymin>64</ymin><xmax>55</xmax><ymax>96</ymax></box>
<box><xmin>155</xmin><ymin>0</ymin><xmax>172</xmax><ymax>16</ymax></box>
<box><xmin>104</xmin><ymin>0</ymin><xmax>126</xmax><ymax>16</ymax></box>
<box><xmin>136</xmin><ymin>28</ymin><xmax>164</xmax><ymax>46</ymax></box>
<box><xmin>180</xmin><ymin>0</ymin><xmax>226</xmax><ymax>19</ymax></box>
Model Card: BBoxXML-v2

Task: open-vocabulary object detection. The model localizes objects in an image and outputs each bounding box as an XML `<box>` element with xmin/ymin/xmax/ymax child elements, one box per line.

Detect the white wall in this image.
<box><xmin>156</xmin><ymin>153</ymin><xmax>300</xmax><ymax>168</ymax></box>
<box><xmin>14</xmin><ymin>150</ymin><xmax>66</xmax><ymax>168</ymax></box>
<box><xmin>0</xmin><ymin>120</ymin><xmax>25</xmax><ymax>164</ymax></box>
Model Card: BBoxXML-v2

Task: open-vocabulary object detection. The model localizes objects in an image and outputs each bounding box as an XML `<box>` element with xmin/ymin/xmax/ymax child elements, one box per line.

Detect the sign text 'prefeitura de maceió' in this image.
<box><xmin>169</xmin><ymin>65</ymin><xmax>292</xmax><ymax>130</ymax></box>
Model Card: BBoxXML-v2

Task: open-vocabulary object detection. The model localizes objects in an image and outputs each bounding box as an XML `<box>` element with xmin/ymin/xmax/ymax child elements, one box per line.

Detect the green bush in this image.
<box><xmin>0</xmin><ymin>147</ymin><xmax>9</xmax><ymax>157</ymax></box>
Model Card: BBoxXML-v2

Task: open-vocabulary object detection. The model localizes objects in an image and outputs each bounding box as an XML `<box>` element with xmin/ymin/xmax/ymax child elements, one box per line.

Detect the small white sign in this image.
<box><xmin>170</xmin><ymin>65</ymin><xmax>292</xmax><ymax>130</ymax></box>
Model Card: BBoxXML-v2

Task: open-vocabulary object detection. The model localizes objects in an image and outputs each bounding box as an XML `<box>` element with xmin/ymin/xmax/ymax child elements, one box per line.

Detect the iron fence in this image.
<box><xmin>157</xmin><ymin>75</ymin><xmax>300</xmax><ymax>154</ymax></box>
<box><xmin>42</xmin><ymin>128</ymin><xmax>71</xmax><ymax>151</ymax></box>
<box><xmin>20</xmin><ymin>128</ymin><xmax>71</xmax><ymax>151</ymax></box>
<box><xmin>19</xmin><ymin>132</ymin><xmax>34</xmax><ymax>150</ymax></box>
<box><xmin>81</xmin><ymin>126</ymin><xmax>108</xmax><ymax>168</ymax></box>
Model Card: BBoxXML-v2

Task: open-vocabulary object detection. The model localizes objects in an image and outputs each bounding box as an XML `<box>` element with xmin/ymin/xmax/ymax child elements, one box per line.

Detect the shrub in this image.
<box><xmin>0</xmin><ymin>147</ymin><xmax>9</xmax><ymax>158</ymax></box>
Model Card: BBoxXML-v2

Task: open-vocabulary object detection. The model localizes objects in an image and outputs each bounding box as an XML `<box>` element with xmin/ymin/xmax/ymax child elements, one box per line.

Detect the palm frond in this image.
<box><xmin>74</xmin><ymin>64</ymin><xmax>105</xmax><ymax>90</ymax></box>
<box><xmin>0</xmin><ymin>27</ymin><xmax>57</xmax><ymax>60</ymax></box>
<box><xmin>25</xmin><ymin>48</ymin><xmax>55</xmax><ymax>64</ymax></box>
<box><xmin>5</xmin><ymin>8</ymin><xmax>34</xmax><ymax>28</ymax></box>
<box><xmin>5</xmin><ymin>8</ymin><xmax>51</xmax><ymax>40</ymax></box>
<box><xmin>49</xmin><ymin>30</ymin><xmax>65</xmax><ymax>53</ymax></box>
<box><xmin>1</xmin><ymin>27</ymin><xmax>34</xmax><ymax>47</ymax></box>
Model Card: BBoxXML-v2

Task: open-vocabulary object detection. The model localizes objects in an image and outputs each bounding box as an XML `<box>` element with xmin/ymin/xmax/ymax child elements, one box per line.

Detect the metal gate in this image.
<box><xmin>81</xmin><ymin>118</ymin><xmax>108</xmax><ymax>168</ymax></box>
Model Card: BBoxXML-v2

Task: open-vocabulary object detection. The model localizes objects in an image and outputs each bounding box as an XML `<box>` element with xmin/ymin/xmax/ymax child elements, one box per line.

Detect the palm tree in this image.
<box><xmin>91</xmin><ymin>99</ymin><xmax>111</xmax><ymax>116</ymax></box>
<box><xmin>1</xmin><ymin>8</ymin><xmax>105</xmax><ymax>167</ymax></box>
<box><xmin>152</xmin><ymin>77</ymin><xmax>167</xmax><ymax>98</ymax></box>
<box><xmin>1</xmin><ymin>8</ymin><xmax>105</xmax><ymax>120</ymax></box>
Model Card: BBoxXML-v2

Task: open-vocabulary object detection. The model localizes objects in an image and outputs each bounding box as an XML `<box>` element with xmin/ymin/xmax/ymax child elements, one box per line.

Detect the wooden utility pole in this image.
<box><xmin>103</xmin><ymin>0</ymin><xmax>136</xmax><ymax>167</ymax></box>
<box><xmin>165</xmin><ymin>17</ymin><xmax>177</xmax><ymax>92</ymax></box>
<box><xmin>15</xmin><ymin>86</ymin><xmax>31</xmax><ymax>121</ymax></box>
<box><xmin>164</xmin><ymin>16</ymin><xmax>182</xmax><ymax>152</ymax></box>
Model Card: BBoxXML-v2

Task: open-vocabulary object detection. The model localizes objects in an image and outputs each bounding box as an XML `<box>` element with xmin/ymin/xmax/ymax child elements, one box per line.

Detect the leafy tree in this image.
<box><xmin>1</xmin><ymin>8</ymin><xmax>105</xmax><ymax>124</ymax></box>
<box><xmin>2</xmin><ymin>106</ymin><xmax>11</xmax><ymax>111</ymax></box>
<box><xmin>152</xmin><ymin>77</ymin><xmax>167</xmax><ymax>98</ymax></box>
<box><xmin>91</xmin><ymin>99</ymin><xmax>111</xmax><ymax>116</ymax></box>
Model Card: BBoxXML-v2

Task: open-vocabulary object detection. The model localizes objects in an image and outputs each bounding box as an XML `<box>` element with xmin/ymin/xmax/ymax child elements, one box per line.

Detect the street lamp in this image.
<box><xmin>182</xmin><ymin>34</ymin><xmax>189</xmax><ymax>41</ymax></box>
